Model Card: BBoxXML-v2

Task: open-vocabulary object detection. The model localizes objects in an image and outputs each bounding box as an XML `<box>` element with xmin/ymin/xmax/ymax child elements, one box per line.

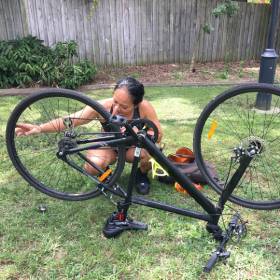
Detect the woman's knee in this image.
<box><xmin>84</xmin><ymin>149</ymin><xmax>116</xmax><ymax>175</ymax></box>
<box><xmin>125</xmin><ymin>149</ymin><xmax>151</xmax><ymax>173</ymax></box>
<box><xmin>140</xmin><ymin>150</ymin><xmax>150</xmax><ymax>161</ymax></box>
<box><xmin>126</xmin><ymin>148</ymin><xmax>150</xmax><ymax>163</ymax></box>
<box><xmin>84</xmin><ymin>158</ymin><xmax>108</xmax><ymax>175</ymax></box>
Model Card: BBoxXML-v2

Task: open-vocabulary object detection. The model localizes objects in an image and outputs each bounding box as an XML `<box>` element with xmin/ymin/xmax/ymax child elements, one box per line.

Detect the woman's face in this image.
<box><xmin>112</xmin><ymin>87</ymin><xmax>134</xmax><ymax>117</ymax></box>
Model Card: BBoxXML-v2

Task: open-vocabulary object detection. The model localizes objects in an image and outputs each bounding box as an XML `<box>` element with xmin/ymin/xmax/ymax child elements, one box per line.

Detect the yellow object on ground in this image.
<box><xmin>149</xmin><ymin>158</ymin><xmax>169</xmax><ymax>179</ymax></box>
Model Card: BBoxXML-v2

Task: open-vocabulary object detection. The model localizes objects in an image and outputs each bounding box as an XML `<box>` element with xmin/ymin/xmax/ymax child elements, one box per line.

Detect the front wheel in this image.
<box><xmin>6</xmin><ymin>89</ymin><xmax>126</xmax><ymax>201</ymax></box>
<box><xmin>194</xmin><ymin>83</ymin><xmax>280</xmax><ymax>210</ymax></box>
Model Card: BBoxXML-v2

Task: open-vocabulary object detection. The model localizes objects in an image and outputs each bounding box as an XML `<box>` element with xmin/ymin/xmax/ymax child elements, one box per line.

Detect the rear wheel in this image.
<box><xmin>194</xmin><ymin>83</ymin><xmax>280</xmax><ymax>209</ymax></box>
<box><xmin>6</xmin><ymin>89</ymin><xmax>126</xmax><ymax>201</ymax></box>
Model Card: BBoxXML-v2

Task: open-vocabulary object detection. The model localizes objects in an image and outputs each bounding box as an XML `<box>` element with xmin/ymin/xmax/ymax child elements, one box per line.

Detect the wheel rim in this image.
<box><xmin>195</xmin><ymin>85</ymin><xmax>280</xmax><ymax>209</ymax></box>
<box><xmin>8</xmin><ymin>92</ymin><xmax>125</xmax><ymax>200</ymax></box>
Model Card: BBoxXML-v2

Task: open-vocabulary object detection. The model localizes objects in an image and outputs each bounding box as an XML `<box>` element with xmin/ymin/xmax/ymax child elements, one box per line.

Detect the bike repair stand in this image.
<box><xmin>103</xmin><ymin>146</ymin><xmax>148</xmax><ymax>238</ymax></box>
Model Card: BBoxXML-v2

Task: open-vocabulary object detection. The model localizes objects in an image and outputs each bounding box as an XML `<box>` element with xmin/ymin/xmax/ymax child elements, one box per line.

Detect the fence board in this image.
<box><xmin>13</xmin><ymin>0</ymin><xmax>23</xmax><ymax>36</ymax></box>
<box><xmin>190</xmin><ymin>0</ymin><xmax>198</xmax><ymax>63</ymax></box>
<box><xmin>252</xmin><ymin>5</ymin><xmax>260</xmax><ymax>59</ymax></box>
<box><xmin>0</xmin><ymin>0</ymin><xmax>275</xmax><ymax>66</ymax></box>
<box><xmin>134</xmin><ymin>0</ymin><xmax>140</xmax><ymax>64</ymax></box>
<box><xmin>0</xmin><ymin>0</ymin><xmax>8</xmax><ymax>40</ymax></box>
<box><xmin>82</xmin><ymin>0</ymin><xmax>90</xmax><ymax>61</ymax></box>
<box><xmin>260</xmin><ymin>5</ymin><xmax>270</xmax><ymax>54</ymax></box>
<box><xmin>115</xmin><ymin>0</ymin><xmax>124</xmax><ymax>65</ymax></box>
<box><xmin>163</xmin><ymin>0</ymin><xmax>170</xmax><ymax>63</ymax></box>
<box><xmin>6</xmin><ymin>1</ymin><xmax>15</xmax><ymax>38</ymax></box>
<box><xmin>258</xmin><ymin>5</ymin><xmax>266</xmax><ymax>56</ymax></box>
<box><xmin>178</xmin><ymin>0</ymin><xmax>185</xmax><ymax>63</ymax></box>
<box><xmin>151</xmin><ymin>0</ymin><xmax>159</xmax><ymax>64</ymax></box>
<box><xmin>108</xmin><ymin>0</ymin><xmax>116</xmax><ymax>64</ymax></box>
<box><xmin>204</xmin><ymin>0</ymin><xmax>210</xmax><ymax>62</ymax></box>
<box><xmin>158</xmin><ymin>0</ymin><xmax>164</xmax><ymax>63</ymax></box>
<box><xmin>174</xmin><ymin>0</ymin><xmax>180</xmax><ymax>63</ymax></box>
<box><xmin>4</xmin><ymin>1</ymin><xmax>15</xmax><ymax>39</ymax></box>
<box><xmin>146</xmin><ymin>0</ymin><xmax>153</xmax><ymax>64</ymax></box>
<box><xmin>187</xmin><ymin>0</ymin><xmax>193</xmax><ymax>62</ymax></box>
<box><xmin>130</xmin><ymin>0</ymin><xmax>136</xmax><ymax>65</ymax></box>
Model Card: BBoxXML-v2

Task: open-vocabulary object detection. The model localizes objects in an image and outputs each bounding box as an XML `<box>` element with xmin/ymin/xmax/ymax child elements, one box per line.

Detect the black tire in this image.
<box><xmin>194</xmin><ymin>83</ymin><xmax>280</xmax><ymax>210</ymax></box>
<box><xmin>6</xmin><ymin>88</ymin><xmax>126</xmax><ymax>201</ymax></box>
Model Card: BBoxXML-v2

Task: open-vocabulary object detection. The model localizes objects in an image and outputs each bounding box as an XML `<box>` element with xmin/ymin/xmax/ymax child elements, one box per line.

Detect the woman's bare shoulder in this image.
<box><xmin>139</xmin><ymin>99</ymin><xmax>153</xmax><ymax>109</ymax></box>
<box><xmin>99</xmin><ymin>98</ymin><xmax>113</xmax><ymax>111</ymax></box>
<box><xmin>139</xmin><ymin>99</ymin><xmax>154</xmax><ymax>111</ymax></box>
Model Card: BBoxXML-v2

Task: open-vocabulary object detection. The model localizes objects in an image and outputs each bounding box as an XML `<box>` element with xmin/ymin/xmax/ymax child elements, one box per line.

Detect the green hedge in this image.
<box><xmin>0</xmin><ymin>35</ymin><xmax>97</xmax><ymax>89</ymax></box>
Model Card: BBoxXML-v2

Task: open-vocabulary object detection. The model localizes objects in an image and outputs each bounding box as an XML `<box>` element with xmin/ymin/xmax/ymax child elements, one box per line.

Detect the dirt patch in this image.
<box><xmin>92</xmin><ymin>61</ymin><xmax>280</xmax><ymax>85</ymax></box>
<box><xmin>2</xmin><ymin>61</ymin><xmax>280</xmax><ymax>97</ymax></box>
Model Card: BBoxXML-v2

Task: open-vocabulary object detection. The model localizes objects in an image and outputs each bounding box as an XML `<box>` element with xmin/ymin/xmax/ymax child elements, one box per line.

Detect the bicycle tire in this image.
<box><xmin>194</xmin><ymin>83</ymin><xmax>280</xmax><ymax>210</ymax></box>
<box><xmin>6</xmin><ymin>88</ymin><xmax>126</xmax><ymax>201</ymax></box>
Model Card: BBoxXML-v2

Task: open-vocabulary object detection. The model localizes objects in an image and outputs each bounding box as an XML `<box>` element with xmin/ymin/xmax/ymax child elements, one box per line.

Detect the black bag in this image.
<box><xmin>175</xmin><ymin>160</ymin><xmax>218</xmax><ymax>184</ymax></box>
<box><xmin>158</xmin><ymin>159</ymin><xmax>218</xmax><ymax>185</ymax></box>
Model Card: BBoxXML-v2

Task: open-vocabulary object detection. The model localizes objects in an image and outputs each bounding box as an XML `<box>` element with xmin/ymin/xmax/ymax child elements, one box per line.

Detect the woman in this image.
<box><xmin>16</xmin><ymin>77</ymin><xmax>163</xmax><ymax>195</ymax></box>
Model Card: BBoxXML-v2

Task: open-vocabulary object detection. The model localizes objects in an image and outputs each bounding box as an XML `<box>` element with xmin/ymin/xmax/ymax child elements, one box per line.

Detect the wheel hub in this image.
<box><xmin>57</xmin><ymin>137</ymin><xmax>77</xmax><ymax>157</ymax></box>
<box><xmin>233</xmin><ymin>136</ymin><xmax>265</xmax><ymax>159</ymax></box>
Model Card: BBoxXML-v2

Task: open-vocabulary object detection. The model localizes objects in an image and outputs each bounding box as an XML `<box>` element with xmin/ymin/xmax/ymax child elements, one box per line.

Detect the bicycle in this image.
<box><xmin>6</xmin><ymin>83</ymin><xmax>280</xmax><ymax>272</ymax></box>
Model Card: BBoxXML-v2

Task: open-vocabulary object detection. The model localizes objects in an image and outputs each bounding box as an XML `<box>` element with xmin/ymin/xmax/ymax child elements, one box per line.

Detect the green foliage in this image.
<box><xmin>0</xmin><ymin>35</ymin><xmax>97</xmax><ymax>89</ymax></box>
<box><xmin>202</xmin><ymin>23</ymin><xmax>214</xmax><ymax>35</ymax></box>
<box><xmin>218</xmin><ymin>69</ymin><xmax>229</xmax><ymax>80</ymax></box>
<box><xmin>212</xmin><ymin>0</ymin><xmax>239</xmax><ymax>18</ymax></box>
<box><xmin>201</xmin><ymin>1</ymin><xmax>239</xmax><ymax>36</ymax></box>
<box><xmin>238</xmin><ymin>61</ymin><xmax>245</xmax><ymax>78</ymax></box>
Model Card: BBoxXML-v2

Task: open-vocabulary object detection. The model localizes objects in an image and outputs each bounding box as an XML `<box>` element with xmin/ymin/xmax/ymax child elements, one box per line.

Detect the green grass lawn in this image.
<box><xmin>1</xmin><ymin>86</ymin><xmax>280</xmax><ymax>280</ymax></box>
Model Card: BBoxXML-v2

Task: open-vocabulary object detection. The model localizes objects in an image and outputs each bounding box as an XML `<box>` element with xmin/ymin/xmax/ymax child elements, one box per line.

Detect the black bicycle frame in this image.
<box><xmin>64</xmin><ymin>126</ymin><xmax>252</xmax><ymax>226</ymax></box>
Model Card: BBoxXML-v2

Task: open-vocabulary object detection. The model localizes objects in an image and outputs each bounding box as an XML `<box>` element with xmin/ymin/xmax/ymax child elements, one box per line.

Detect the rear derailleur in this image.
<box><xmin>204</xmin><ymin>213</ymin><xmax>247</xmax><ymax>272</ymax></box>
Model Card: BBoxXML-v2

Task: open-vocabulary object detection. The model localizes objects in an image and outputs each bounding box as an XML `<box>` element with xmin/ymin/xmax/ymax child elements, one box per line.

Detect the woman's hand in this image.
<box><xmin>15</xmin><ymin>123</ymin><xmax>41</xmax><ymax>136</ymax></box>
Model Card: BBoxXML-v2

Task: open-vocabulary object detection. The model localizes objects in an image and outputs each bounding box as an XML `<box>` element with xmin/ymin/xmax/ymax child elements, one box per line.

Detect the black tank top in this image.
<box><xmin>109</xmin><ymin>105</ymin><xmax>140</xmax><ymax>119</ymax></box>
<box><xmin>102</xmin><ymin>106</ymin><xmax>141</xmax><ymax>132</ymax></box>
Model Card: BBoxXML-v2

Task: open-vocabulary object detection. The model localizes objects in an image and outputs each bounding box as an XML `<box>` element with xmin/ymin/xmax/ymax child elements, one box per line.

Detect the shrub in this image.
<box><xmin>0</xmin><ymin>35</ymin><xmax>97</xmax><ymax>89</ymax></box>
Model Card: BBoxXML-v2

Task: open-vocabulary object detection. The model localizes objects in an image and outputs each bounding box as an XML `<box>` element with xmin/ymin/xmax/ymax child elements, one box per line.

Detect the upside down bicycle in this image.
<box><xmin>6</xmin><ymin>83</ymin><xmax>280</xmax><ymax>272</ymax></box>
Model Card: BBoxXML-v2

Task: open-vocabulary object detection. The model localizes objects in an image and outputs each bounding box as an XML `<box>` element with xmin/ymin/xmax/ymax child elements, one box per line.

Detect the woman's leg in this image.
<box><xmin>126</xmin><ymin>147</ymin><xmax>151</xmax><ymax>194</ymax></box>
<box><xmin>125</xmin><ymin>147</ymin><xmax>151</xmax><ymax>172</ymax></box>
<box><xmin>84</xmin><ymin>149</ymin><xmax>117</xmax><ymax>175</ymax></box>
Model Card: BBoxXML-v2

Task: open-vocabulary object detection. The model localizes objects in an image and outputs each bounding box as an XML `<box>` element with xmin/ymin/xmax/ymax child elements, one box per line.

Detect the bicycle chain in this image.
<box><xmin>99</xmin><ymin>183</ymin><xmax>126</xmax><ymax>206</ymax></box>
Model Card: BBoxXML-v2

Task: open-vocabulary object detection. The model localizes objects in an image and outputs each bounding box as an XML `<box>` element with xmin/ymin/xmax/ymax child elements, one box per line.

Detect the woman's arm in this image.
<box><xmin>139</xmin><ymin>100</ymin><xmax>163</xmax><ymax>143</ymax></box>
<box><xmin>15</xmin><ymin>105</ymin><xmax>100</xmax><ymax>136</ymax></box>
<box><xmin>16</xmin><ymin>98</ymin><xmax>113</xmax><ymax>136</ymax></box>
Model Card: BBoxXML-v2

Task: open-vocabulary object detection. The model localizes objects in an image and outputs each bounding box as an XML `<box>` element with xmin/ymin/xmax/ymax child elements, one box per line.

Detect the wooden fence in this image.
<box><xmin>0</xmin><ymin>0</ymin><xmax>279</xmax><ymax>65</ymax></box>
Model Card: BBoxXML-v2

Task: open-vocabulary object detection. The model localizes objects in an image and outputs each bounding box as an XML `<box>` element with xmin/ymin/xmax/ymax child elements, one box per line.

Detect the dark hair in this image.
<box><xmin>114</xmin><ymin>77</ymin><xmax>144</xmax><ymax>105</ymax></box>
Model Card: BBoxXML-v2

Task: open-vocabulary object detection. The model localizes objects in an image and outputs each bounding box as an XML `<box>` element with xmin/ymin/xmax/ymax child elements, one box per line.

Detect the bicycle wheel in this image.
<box><xmin>6</xmin><ymin>89</ymin><xmax>126</xmax><ymax>201</ymax></box>
<box><xmin>194</xmin><ymin>83</ymin><xmax>280</xmax><ymax>210</ymax></box>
